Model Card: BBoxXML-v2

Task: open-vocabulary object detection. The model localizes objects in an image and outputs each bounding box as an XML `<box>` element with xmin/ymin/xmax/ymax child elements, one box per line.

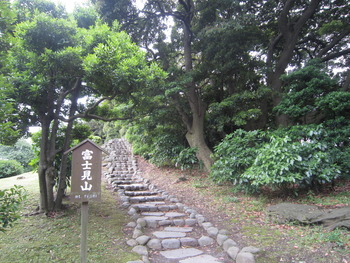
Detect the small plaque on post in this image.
<box><xmin>66</xmin><ymin>139</ymin><xmax>105</xmax><ymax>202</ymax></box>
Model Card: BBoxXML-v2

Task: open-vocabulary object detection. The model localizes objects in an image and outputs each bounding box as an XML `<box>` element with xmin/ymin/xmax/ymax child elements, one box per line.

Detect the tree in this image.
<box><xmin>256</xmin><ymin>0</ymin><xmax>350</xmax><ymax>126</ymax></box>
<box><xmin>91</xmin><ymin>0</ymin><xmax>350</xmax><ymax>172</ymax></box>
<box><xmin>93</xmin><ymin>0</ymin><xmax>216</xmax><ymax>170</ymax></box>
<box><xmin>6</xmin><ymin>2</ymin><xmax>165</xmax><ymax>212</ymax></box>
<box><xmin>0</xmin><ymin>0</ymin><xmax>23</xmax><ymax>144</ymax></box>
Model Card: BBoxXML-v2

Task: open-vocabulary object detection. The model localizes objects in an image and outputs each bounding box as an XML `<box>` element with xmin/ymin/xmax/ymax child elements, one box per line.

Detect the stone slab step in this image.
<box><xmin>153</xmin><ymin>231</ymin><xmax>187</xmax><ymax>238</ymax></box>
<box><xmin>129</xmin><ymin>196</ymin><xmax>166</xmax><ymax>203</ymax></box>
<box><xmin>179</xmin><ymin>254</ymin><xmax>223</xmax><ymax>263</ymax></box>
<box><xmin>164</xmin><ymin>226</ymin><xmax>193</xmax><ymax>232</ymax></box>
<box><xmin>165</xmin><ymin>212</ymin><xmax>186</xmax><ymax>218</ymax></box>
<box><xmin>124</xmin><ymin>191</ymin><xmax>159</xmax><ymax>196</ymax></box>
<box><xmin>118</xmin><ymin>184</ymin><xmax>148</xmax><ymax>191</ymax></box>
<box><xmin>112</xmin><ymin>180</ymin><xmax>142</xmax><ymax>185</ymax></box>
<box><xmin>160</xmin><ymin>248</ymin><xmax>203</xmax><ymax>259</ymax></box>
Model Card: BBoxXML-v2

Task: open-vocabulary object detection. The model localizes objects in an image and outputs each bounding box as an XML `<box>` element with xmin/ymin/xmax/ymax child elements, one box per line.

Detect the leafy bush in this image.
<box><xmin>0</xmin><ymin>160</ymin><xmax>24</xmax><ymax>179</ymax></box>
<box><xmin>210</xmin><ymin>129</ymin><xmax>267</xmax><ymax>184</ymax></box>
<box><xmin>175</xmin><ymin>147</ymin><xmax>198</xmax><ymax>170</ymax></box>
<box><xmin>242</xmin><ymin>135</ymin><xmax>340</xmax><ymax>191</ymax></box>
<box><xmin>0</xmin><ymin>139</ymin><xmax>35</xmax><ymax>172</ymax></box>
<box><xmin>242</xmin><ymin>136</ymin><xmax>303</xmax><ymax>190</ymax></box>
<box><xmin>0</xmin><ymin>185</ymin><xmax>27</xmax><ymax>232</ymax></box>
<box><xmin>211</xmin><ymin>125</ymin><xmax>344</xmax><ymax>193</ymax></box>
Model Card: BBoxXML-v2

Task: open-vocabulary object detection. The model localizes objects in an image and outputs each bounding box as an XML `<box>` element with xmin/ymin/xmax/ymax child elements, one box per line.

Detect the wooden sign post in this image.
<box><xmin>65</xmin><ymin>139</ymin><xmax>106</xmax><ymax>263</ymax></box>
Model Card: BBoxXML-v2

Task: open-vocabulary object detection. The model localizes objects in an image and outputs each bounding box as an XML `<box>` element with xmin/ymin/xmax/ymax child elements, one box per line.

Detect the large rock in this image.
<box><xmin>267</xmin><ymin>202</ymin><xmax>350</xmax><ymax>230</ymax></box>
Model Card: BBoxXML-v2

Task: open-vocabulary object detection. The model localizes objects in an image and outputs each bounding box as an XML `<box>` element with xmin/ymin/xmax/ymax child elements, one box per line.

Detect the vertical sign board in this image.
<box><xmin>65</xmin><ymin>139</ymin><xmax>105</xmax><ymax>263</ymax></box>
<box><xmin>70</xmin><ymin>139</ymin><xmax>102</xmax><ymax>202</ymax></box>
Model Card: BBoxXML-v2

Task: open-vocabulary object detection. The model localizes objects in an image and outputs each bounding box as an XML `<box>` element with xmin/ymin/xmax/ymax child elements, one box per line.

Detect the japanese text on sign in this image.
<box><xmin>81</xmin><ymin>149</ymin><xmax>93</xmax><ymax>191</ymax></box>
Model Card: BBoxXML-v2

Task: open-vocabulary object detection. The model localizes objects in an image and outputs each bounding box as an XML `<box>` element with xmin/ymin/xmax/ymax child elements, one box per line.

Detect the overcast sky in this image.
<box><xmin>54</xmin><ymin>0</ymin><xmax>146</xmax><ymax>13</ymax></box>
<box><xmin>54</xmin><ymin>0</ymin><xmax>89</xmax><ymax>13</ymax></box>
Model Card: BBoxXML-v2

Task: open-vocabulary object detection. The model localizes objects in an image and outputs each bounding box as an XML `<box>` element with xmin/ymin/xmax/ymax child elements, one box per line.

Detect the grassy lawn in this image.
<box><xmin>0</xmin><ymin>172</ymin><xmax>139</xmax><ymax>263</ymax></box>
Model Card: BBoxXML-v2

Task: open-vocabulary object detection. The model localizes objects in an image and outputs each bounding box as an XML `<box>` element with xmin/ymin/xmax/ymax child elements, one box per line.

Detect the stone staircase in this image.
<box><xmin>103</xmin><ymin>139</ymin><xmax>259</xmax><ymax>263</ymax></box>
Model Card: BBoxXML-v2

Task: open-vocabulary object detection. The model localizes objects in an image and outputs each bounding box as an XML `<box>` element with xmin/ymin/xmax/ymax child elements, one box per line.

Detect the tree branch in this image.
<box><xmin>319</xmin><ymin>48</ymin><xmax>350</xmax><ymax>62</ymax></box>
<box><xmin>317</xmin><ymin>28</ymin><xmax>350</xmax><ymax>58</ymax></box>
<box><xmin>278</xmin><ymin>0</ymin><xmax>295</xmax><ymax>38</ymax></box>
<box><xmin>294</xmin><ymin>0</ymin><xmax>321</xmax><ymax>33</ymax></box>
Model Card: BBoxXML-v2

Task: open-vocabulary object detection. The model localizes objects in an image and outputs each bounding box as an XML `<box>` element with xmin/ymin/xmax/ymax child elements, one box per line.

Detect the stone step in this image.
<box><xmin>118</xmin><ymin>184</ymin><xmax>148</xmax><ymax>191</ymax></box>
<box><xmin>179</xmin><ymin>254</ymin><xmax>223</xmax><ymax>263</ymax></box>
<box><xmin>159</xmin><ymin>248</ymin><xmax>203</xmax><ymax>260</ymax></box>
<box><xmin>131</xmin><ymin>202</ymin><xmax>167</xmax><ymax>212</ymax></box>
<box><xmin>124</xmin><ymin>191</ymin><xmax>159</xmax><ymax>196</ymax></box>
<box><xmin>112</xmin><ymin>180</ymin><xmax>142</xmax><ymax>186</ymax></box>
<box><xmin>129</xmin><ymin>196</ymin><xmax>166</xmax><ymax>203</ymax></box>
<box><xmin>114</xmin><ymin>174</ymin><xmax>135</xmax><ymax>178</ymax></box>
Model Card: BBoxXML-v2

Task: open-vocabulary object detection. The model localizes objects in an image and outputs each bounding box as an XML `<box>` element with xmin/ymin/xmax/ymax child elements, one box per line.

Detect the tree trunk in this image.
<box><xmin>54</xmin><ymin>80</ymin><xmax>81</xmax><ymax>210</ymax></box>
<box><xmin>180</xmin><ymin>0</ymin><xmax>213</xmax><ymax>171</ymax></box>
<box><xmin>185</xmin><ymin>106</ymin><xmax>213</xmax><ymax>171</ymax></box>
<box><xmin>45</xmin><ymin>166</ymin><xmax>56</xmax><ymax>212</ymax></box>
<box><xmin>38</xmin><ymin>116</ymin><xmax>51</xmax><ymax>212</ymax></box>
<box><xmin>342</xmin><ymin>70</ymin><xmax>350</xmax><ymax>91</ymax></box>
<box><xmin>266</xmin><ymin>0</ymin><xmax>321</xmax><ymax>127</ymax></box>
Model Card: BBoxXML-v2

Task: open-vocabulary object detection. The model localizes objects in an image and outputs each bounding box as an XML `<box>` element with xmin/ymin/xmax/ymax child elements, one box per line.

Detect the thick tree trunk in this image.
<box><xmin>185</xmin><ymin>108</ymin><xmax>213</xmax><ymax>172</ymax></box>
<box><xmin>180</xmin><ymin>1</ymin><xmax>213</xmax><ymax>171</ymax></box>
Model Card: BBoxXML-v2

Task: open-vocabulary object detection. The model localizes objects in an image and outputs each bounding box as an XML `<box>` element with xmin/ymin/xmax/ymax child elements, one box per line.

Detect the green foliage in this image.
<box><xmin>13</xmin><ymin>0</ymin><xmax>67</xmax><ymax>22</ymax></box>
<box><xmin>15</xmin><ymin>13</ymin><xmax>77</xmax><ymax>54</ymax></box>
<box><xmin>242</xmin><ymin>135</ymin><xmax>340</xmax><ymax>191</ymax></box>
<box><xmin>0</xmin><ymin>139</ymin><xmax>35</xmax><ymax>172</ymax></box>
<box><xmin>124</xmin><ymin>116</ymin><xmax>186</xmax><ymax>167</ymax></box>
<box><xmin>73</xmin><ymin>5</ymin><xmax>99</xmax><ymax>29</ymax></box>
<box><xmin>175</xmin><ymin>148</ymin><xmax>199</xmax><ymax>170</ymax></box>
<box><xmin>275</xmin><ymin>60</ymin><xmax>339</xmax><ymax>123</ymax></box>
<box><xmin>71</xmin><ymin>123</ymin><xmax>93</xmax><ymax>142</ymax></box>
<box><xmin>149</xmin><ymin>134</ymin><xmax>184</xmax><ymax>167</ymax></box>
<box><xmin>0</xmin><ymin>160</ymin><xmax>24</xmax><ymax>179</ymax></box>
<box><xmin>0</xmin><ymin>185</ymin><xmax>26</xmax><ymax>232</ymax></box>
<box><xmin>208</xmin><ymin>87</ymin><xmax>268</xmax><ymax>130</ymax></box>
<box><xmin>210</xmin><ymin>129</ymin><xmax>267</xmax><ymax>184</ymax></box>
<box><xmin>316</xmin><ymin>91</ymin><xmax>350</xmax><ymax>117</ymax></box>
<box><xmin>211</xmin><ymin>125</ymin><xmax>344</xmax><ymax>193</ymax></box>
<box><xmin>241</xmin><ymin>136</ymin><xmax>304</xmax><ymax>190</ymax></box>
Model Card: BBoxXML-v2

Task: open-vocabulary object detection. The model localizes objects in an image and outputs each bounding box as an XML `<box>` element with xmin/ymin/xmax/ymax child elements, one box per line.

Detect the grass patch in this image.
<box><xmin>0</xmin><ymin>173</ymin><xmax>139</xmax><ymax>263</ymax></box>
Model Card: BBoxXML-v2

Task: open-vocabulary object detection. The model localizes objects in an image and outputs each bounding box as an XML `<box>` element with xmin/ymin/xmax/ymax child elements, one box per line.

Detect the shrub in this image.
<box><xmin>0</xmin><ymin>160</ymin><xmax>24</xmax><ymax>179</ymax></box>
<box><xmin>242</xmin><ymin>135</ymin><xmax>341</xmax><ymax>191</ymax></box>
<box><xmin>242</xmin><ymin>136</ymin><xmax>303</xmax><ymax>190</ymax></box>
<box><xmin>211</xmin><ymin>125</ymin><xmax>343</xmax><ymax>193</ymax></box>
<box><xmin>175</xmin><ymin>147</ymin><xmax>199</xmax><ymax>170</ymax></box>
<box><xmin>150</xmin><ymin>134</ymin><xmax>184</xmax><ymax>167</ymax></box>
<box><xmin>0</xmin><ymin>139</ymin><xmax>35</xmax><ymax>172</ymax></box>
<box><xmin>0</xmin><ymin>185</ymin><xmax>27</xmax><ymax>232</ymax></box>
<box><xmin>210</xmin><ymin>129</ymin><xmax>267</xmax><ymax>184</ymax></box>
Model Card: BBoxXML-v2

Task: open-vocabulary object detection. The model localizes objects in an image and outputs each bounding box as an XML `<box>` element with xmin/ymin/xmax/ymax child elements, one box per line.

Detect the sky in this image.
<box><xmin>54</xmin><ymin>0</ymin><xmax>146</xmax><ymax>13</ymax></box>
<box><xmin>54</xmin><ymin>0</ymin><xmax>89</xmax><ymax>13</ymax></box>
